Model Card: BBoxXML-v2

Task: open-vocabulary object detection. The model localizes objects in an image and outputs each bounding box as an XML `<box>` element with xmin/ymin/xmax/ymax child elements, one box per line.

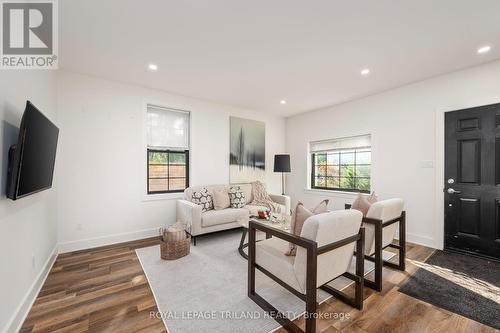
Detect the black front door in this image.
<box><xmin>445</xmin><ymin>103</ymin><xmax>500</xmax><ymax>260</ymax></box>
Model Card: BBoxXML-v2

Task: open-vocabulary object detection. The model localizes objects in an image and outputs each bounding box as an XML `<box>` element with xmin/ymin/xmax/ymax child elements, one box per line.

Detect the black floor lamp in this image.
<box><xmin>274</xmin><ymin>154</ymin><xmax>291</xmax><ymax>195</ymax></box>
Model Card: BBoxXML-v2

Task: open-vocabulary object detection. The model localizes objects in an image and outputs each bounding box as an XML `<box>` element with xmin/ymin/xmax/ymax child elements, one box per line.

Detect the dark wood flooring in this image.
<box><xmin>19</xmin><ymin>236</ymin><xmax>498</xmax><ymax>333</ymax></box>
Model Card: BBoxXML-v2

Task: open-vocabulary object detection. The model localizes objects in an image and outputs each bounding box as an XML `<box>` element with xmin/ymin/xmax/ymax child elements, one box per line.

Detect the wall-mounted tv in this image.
<box><xmin>7</xmin><ymin>101</ymin><xmax>59</xmax><ymax>200</ymax></box>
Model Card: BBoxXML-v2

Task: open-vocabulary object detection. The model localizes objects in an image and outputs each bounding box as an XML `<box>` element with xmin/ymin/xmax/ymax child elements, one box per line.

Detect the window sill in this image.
<box><xmin>303</xmin><ymin>188</ymin><xmax>361</xmax><ymax>199</ymax></box>
<box><xmin>142</xmin><ymin>192</ymin><xmax>184</xmax><ymax>202</ymax></box>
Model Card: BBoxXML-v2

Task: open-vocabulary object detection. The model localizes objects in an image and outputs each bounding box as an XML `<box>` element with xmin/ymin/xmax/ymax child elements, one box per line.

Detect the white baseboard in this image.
<box><xmin>3</xmin><ymin>245</ymin><xmax>58</xmax><ymax>333</ymax></box>
<box><xmin>395</xmin><ymin>232</ymin><xmax>435</xmax><ymax>249</ymax></box>
<box><xmin>58</xmin><ymin>228</ymin><xmax>159</xmax><ymax>253</ymax></box>
<box><xmin>4</xmin><ymin>229</ymin><xmax>160</xmax><ymax>332</ymax></box>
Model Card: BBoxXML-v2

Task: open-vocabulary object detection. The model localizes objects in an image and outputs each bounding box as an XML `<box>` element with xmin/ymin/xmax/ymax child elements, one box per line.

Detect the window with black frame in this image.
<box><xmin>146</xmin><ymin>105</ymin><xmax>190</xmax><ymax>194</ymax></box>
<box><xmin>310</xmin><ymin>135</ymin><xmax>371</xmax><ymax>193</ymax></box>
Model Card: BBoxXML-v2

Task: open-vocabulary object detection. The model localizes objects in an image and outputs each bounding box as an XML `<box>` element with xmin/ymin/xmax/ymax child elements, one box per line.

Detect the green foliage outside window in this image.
<box><xmin>312</xmin><ymin>150</ymin><xmax>371</xmax><ymax>193</ymax></box>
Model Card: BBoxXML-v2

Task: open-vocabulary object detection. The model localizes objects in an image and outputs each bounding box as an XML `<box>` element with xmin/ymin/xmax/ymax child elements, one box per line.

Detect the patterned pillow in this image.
<box><xmin>228</xmin><ymin>186</ymin><xmax>246</xmax><ymax>208</ymax></box>
<box><xmin>191</xmin><ymin>188</ymin><xmax>214</xmax><ymax>212</ymax></box>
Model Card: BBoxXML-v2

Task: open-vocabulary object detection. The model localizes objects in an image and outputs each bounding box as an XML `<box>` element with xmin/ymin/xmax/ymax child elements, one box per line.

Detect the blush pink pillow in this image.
<box><xmin>367</xmin><ymin>192</ymin><xmax>378</xmax><ymax>204</ymax></box>
<box><xmin>285</xmin><ymin>199</ymin><xmax>329</xmax><ymax>256</ymax></box>
<box><xmin>351</xmin><ymin>192</ymin><xmax>378</xmax><ymax>216</ymax></box>
<box><xmin>311</xmin><ymin>199</ymin><xmax>329</xmax><ymax>214</ymax></box>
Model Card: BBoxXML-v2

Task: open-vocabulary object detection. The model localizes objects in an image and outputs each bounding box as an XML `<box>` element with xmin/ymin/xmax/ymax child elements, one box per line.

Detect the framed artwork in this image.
<box><xmin>229</xmin><ymin>117</ymin><xmax>265</xmax><ymax>183</ymax></box>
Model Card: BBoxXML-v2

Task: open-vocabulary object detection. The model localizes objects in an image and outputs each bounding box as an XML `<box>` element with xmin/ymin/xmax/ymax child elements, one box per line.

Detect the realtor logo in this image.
<box><xmin>1</xmin><ymin>0</ymin><xmax>58</xmax><ymax>69</ymax></box>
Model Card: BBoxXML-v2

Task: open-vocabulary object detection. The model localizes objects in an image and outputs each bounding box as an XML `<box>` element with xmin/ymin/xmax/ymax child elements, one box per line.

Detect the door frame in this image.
<box><xmin>434</xmin><ymin>100</ymin><xmax>500</xmax><ymax>250</ymax></box>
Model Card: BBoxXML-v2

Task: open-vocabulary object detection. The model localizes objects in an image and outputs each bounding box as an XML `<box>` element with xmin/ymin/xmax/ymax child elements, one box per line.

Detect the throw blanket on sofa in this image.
<box><xmin>251</xmin><ymin>181</ymin><xmax>282</xmax><ymax>213</ymax></box>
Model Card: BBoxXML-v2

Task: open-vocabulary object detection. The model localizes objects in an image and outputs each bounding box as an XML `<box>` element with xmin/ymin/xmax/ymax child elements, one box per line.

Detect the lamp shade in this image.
<box><xmin>274</xmin><ymin>154</ymin><xmax>291</xmax><ymax>172</ymax></box>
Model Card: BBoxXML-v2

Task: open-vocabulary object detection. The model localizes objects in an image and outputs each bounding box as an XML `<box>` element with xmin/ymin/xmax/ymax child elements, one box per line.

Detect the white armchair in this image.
<box><xmin>248</xmin><ymin>210</ymin><xmax>364</xmax><ymax>333</ymax></box>
<box><xmin>346</xmin><ymin>198</ymin><xmax>406</xmax><ymax>291</ymax></box>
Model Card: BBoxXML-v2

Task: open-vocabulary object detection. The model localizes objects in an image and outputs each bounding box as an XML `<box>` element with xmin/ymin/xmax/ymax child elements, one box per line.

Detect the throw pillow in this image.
<box><xmin>191</xmin><ymin>188</ymin><xmax>214</xmax><ymax>212</ymax></box>
<box><xmin>228</xmin><ymin>186</ymin><xmax>246</xmax><ymax>208</ymax></box>
<box><xmin>213</xmin><ymin>188</ymin><xmax>230</xmax><ymax>210</ymax></box>
<box><xmin>351</xmin><ymin>192</ymin><xmax>378</xmax><ymax>216</ymax></box>
<box><xmin>367</xmin><ymin>192</ymin><xmax>378</xmax><ymax>204</ymax></box>
<box><xmin>285</xmin><ymin>199</ymin><xmax>330</xmax><ymax>256</ymax></box>
<box><xmin>311</xmin><ymin>199</ymin><xmax>329</xmax><ymax>214</ymax></box>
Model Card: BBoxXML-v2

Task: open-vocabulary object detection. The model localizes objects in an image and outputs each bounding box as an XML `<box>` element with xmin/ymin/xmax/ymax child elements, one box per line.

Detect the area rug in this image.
<box><xmin>399</xmin><ymin>250</ymin><xmax>500</xmax><ymax>329</ymax></box>
<box><xmin>136</xmin><ymin>229</ymin><xmax>395</xmax><ymax>333</ymax></box>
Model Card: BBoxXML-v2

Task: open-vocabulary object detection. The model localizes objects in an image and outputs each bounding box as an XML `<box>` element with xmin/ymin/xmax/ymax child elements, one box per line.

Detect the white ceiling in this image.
<box><xmin>59</xmin><ymin>0</ymin><xmax>500</xmax><ymax>116</ymax></box>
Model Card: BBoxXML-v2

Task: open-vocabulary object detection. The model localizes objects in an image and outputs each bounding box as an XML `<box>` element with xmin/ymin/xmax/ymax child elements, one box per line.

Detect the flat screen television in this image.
<box><xmin>7</xmin><ymin>101</ymin><xmax>59</xmax><ymax>200</ymax></box>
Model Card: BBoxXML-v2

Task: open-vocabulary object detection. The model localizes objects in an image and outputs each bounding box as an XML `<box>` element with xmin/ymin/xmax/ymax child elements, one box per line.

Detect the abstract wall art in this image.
<box><xmin>229</xmin><ymin>117</ymin><xmax>265</xmax><ymax>183</ymax></box>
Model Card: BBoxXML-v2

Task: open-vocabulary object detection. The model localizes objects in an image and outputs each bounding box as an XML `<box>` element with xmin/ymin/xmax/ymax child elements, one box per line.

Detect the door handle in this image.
<box><xmin>447</xmin><ymin>188</ymin><xmax>462</xmax><ymax>194</ymax></box>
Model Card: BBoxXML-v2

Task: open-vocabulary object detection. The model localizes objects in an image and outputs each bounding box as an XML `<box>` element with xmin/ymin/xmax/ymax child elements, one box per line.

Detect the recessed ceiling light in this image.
<box><xmin>477</xmin><ymin>46</ymin><xmax>491</xmax><ymax>54</ymax></box>
<box><xmin>280</xmin><ymin>100</ymin><xmax>286</xmax><ymax>104</ymax></box>
<box><xmin>361</xmin><ymin>68</ymin><xmax>370</xmax><ymax>76</ymax></box>
<box><xmin>148</xmin><ymin>63</ymin><xmax>158</xmax><ymax>71</ymax></box>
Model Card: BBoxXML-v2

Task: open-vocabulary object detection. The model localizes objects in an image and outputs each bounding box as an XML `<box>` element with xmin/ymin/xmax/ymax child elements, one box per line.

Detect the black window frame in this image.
<box><xmin>311</xmin><ymin>148</ymin><xmax>371</xmax><ymax>193</ymax></box>
<box><xmin>147</xmin><ymin>149</ymin><xmax>189</xmax><ymax>194</ymax></box>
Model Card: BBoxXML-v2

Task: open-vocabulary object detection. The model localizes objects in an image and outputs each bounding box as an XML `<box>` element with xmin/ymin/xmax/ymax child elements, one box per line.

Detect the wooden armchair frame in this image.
<box><xmin>345</xmin><ymin>204</ymin><xmax>406</xmax><ymax>291</ymax></box>
<box><xmin>248</xmin><ymin>220</ymin><xmax>365</xmax><ymax>333</ymax></box>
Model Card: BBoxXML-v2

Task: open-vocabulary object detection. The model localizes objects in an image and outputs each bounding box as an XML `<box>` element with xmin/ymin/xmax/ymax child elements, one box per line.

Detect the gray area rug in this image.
<box><xmin>399</xmin><ymin>250</ymin><xmax>500</xmax><ymax>330</ymax></box>
<box><xmin>136</xmin><ymin>229</ymin><xmax>395</xmax><ymax>333</ymax></box>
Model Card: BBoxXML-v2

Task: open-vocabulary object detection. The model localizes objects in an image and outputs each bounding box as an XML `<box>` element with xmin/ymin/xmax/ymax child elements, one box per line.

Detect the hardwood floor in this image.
<box><xmin>20</xmin><ymin>237</ymin><xmax>165</xmax><ymax>333</ymax></box>
<box><xmin>20</xmin><ymin>236</ymin><xmax>498</xmax><ymax>333</ymax></box>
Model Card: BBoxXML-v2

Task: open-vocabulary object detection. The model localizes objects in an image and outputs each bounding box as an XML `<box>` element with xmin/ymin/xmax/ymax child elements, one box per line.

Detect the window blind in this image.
<box><xmin>310</xmin><ymin>134</ymin><xmax>371</xmax><ymax>153</ymax></box>
<box><xmin>147</xmin><ymin>105</ymin><xmax>190</xmax><ymax>150</ymax></box>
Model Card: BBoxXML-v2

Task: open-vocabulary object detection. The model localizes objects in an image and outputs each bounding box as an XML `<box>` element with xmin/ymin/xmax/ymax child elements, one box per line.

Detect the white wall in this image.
<box><xmin>56</xmin><ymin>71</ymin><xmax>286</xmax><ymax>252</ymax></box>
<box><xmin>0</xmin><ymin>71</ymin><xmax>58</xmax><ymax>333</ymax></box>
<box><xmin>286</xmin><ymin>60</ymin><xmax>500</xmax><ymax>249</ymax></box>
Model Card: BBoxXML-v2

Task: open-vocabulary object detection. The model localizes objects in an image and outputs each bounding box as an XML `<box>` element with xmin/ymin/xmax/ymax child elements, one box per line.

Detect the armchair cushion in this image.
<box><xmin>364</xmin><ymin>198</ymin><xmax>404</xmax><ymax>255</ymax></box>
<box><xmin>294</xmin><ymin>210</ymin><xmax>363</xmax><ymax>292</ymax></box>
<box><xmin>255</xmin><ymin>238</ymin><xmax>302</xmax><ymax>292</ymax></box>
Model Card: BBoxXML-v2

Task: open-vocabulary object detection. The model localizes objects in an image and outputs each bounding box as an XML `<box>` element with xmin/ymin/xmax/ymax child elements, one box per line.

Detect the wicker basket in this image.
<box><xmin>160</xmin><ymin>232</ymin><xmax>191</xmax><ymax>260</ymax></box>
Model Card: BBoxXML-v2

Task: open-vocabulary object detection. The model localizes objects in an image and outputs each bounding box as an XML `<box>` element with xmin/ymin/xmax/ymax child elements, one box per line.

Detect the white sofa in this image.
<box><xmin>176</xmin><ymin>184</ymin><xmax>290</xmax><ymax>245</ymax></box>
